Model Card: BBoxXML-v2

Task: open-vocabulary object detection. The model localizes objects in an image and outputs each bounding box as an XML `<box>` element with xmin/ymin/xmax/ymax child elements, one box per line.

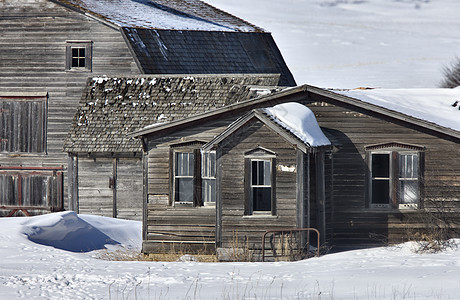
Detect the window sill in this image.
<box><xmin>243</xmin><ymin>214</ymin><xmax>278</xmax><ymax>219</ymax></box>
<box><xmin>367</xmin><ymin>207</ymin><xmax>419</xmax><ymax>213</ymax></box>
<box><xmin>65</xmin><ymin>68</ymin><xmax>92</xmax><ymax>73</ymax></box>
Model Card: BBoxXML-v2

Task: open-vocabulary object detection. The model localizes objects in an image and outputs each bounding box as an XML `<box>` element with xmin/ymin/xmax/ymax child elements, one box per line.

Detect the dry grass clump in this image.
<box><xmin>144</xmin><ymin>253</ymin><xmax>217</xmax><ymax>262</ymax></box>
<box><xmin>95</xmin><ymin>245</ymin><xmax>217</xmax><ymax>262</ymax></box>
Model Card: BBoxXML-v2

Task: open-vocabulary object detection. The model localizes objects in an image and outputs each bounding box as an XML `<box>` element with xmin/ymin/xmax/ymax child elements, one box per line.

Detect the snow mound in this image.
<box><xmin>263</xmin><ymin>102</ymin><xmax>331</xmax><ymax>147</ymax></box>
<box><xmin>22</xmin><ymin>211</ymin><xmax>120</xmax><ymax>252</ymax></box>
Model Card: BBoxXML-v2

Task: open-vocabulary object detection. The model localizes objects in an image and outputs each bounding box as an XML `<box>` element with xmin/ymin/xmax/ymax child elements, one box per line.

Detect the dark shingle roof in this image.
<box><xmin>63</xmin><ymin>74</ymin><xmax>282</xmax><ymax>153</ymax></box>
<box><xmin>124</xmin><ymin>29</ymin><xmax>296</xmax><ymax>87</ymax></box>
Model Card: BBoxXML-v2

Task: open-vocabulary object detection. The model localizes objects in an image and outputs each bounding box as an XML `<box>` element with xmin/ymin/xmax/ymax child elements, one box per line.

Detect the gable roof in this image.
<box><xmin>63</xmin><ymin>74</ymin><xmax>282</xmax><ymax>153</ymax></box>
<box><xmin>123</xmin><ymin>29</ymin><xmax>296</xmax><ymax>86</ymax></box>
<box><xmin>202</xmin><ymin>104</ymin><xmax>331</xmax><ymax>154</ymax></box>
<box><xmin>53</xmin><ymin>0</ymin><xmax>296</xmax><ymax>86</ymax></box>
<box><xmin>54</xmin><ymin>0</ymin><xmax>261</xmax><ymax>31</ymax></box>
<box><xmin>131</xmin><ymin>85</ymin><xmax>460</xmax><ymax>142</ymax></box>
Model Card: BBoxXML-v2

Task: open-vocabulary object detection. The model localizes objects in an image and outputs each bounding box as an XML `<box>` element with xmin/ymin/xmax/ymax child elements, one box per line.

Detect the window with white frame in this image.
<box><xmin>174</xmin><ymin>151</ymin><xmax>194</xmax><ymax>203</ymax></box>
<box><xmin>250</xmin><ymin>159</ymin><xmax>272</xmax><ymax>212</ymax></box>
<box><xmin>368</xmin><ymin>144</ymin><xmax>423</xmax><ymax>209</ymax></box>
<box><xmin>202</xmin><ymin>151</ymin><xmax>216</xmax><ymax>205</ymax></box>
<box><xmin>65</xmin><ymin>41</ymin><xmax>92</xmax><ymax>71</ymax></box>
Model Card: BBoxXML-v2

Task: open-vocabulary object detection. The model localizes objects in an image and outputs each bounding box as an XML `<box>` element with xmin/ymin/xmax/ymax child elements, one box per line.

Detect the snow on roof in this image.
<box><xmin>62</xmin><ymin>0</ymin><xmax>259</xmax><ymax>32</ymax></box>
<box><xmin>336</xmin><ymin>88</ymin><xmax>460</xmax><ymax>133</ymax></box>
<box><xmin>263</xmin><ymin>102</ymin><xmax>331</xmax><ymax>147</ymax></box>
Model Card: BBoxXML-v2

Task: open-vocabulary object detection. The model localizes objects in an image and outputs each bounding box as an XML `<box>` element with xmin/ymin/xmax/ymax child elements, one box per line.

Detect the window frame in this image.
<box><xmin>169</xmin><ymin>142</ymin><xmax>205</xmax><ymax>207</ymax></box>
<box><xmin>201</xmin><ymin>151</ymin><xmax>216</xmax><ymax>206</ymax></box>
<box><xmin>366</xmin><ymin>144</ymin><xmax>424</xmax><ymax>210</ymax></box>
<box><xmin>244</xmin><ymin>148</ymin><xmax>277</xmax><ymax>216</ymax></box>
<box><xmin>173</xmin><ymin>151</ymin><xmax>195</xmax><ymax>204</ymax></box>
<box><xmin>65</xmin><ymin>40</ymin><xmax>93</xmax><ymax>72</ymax></box>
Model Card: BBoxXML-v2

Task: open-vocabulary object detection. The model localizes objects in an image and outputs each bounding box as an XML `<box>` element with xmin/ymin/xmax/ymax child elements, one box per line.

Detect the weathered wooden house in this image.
<box><xmin>131</xmin><ymin>85</ymin><xmax>459</xmax><ymax>255</ymax></box>
<box><xmin>0</xmin><ymin>0</ymin><xmax>294</xmax><ymax>217</ymax></box>
<box><xmin>63</xmin><ymin>74</ymin><xmax>284</xmax><ymax>220</ymax></box>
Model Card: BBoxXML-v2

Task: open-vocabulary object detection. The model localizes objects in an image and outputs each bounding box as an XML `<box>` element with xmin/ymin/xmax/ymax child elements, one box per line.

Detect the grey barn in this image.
<box><xmin>0</xmin><ymin>0</ymin><xmax>294</xmax><ymax>217</ymax></box>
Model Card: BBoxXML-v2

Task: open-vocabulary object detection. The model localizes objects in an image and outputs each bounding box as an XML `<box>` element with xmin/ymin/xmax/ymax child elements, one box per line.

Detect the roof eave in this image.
<box><xmin>129</xmin><ymin>85</ymin><xmax>308</xmax><ymax>138</ymax></box>
<box><xmin>306</xmin><ymin>86</ymin><xmax>460</xmax><ymax>141</ymax></box>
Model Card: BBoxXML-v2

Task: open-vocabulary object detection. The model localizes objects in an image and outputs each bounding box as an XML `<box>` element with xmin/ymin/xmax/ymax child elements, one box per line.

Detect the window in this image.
<box><xmin>172</xmin><ymin>145</ymin><xmax>217</xmax><ymax>207</ymax></box>
<box><xmin>368</xmin><ymin>146</ymin><xmax>423</xmax><ymax>209</ymax></box>
<box><xmin>66</xmin><ymin>41</ymin><xmax>92</xmax><ymax>71</ymax></box>
<box><xmin>174</xmin><ymin>152</ymin><xmax>195</xmax><ymax>203</ymax></box>
<box><xmin>244</xmin><ymin>147</ymin><xmax>276</xmax><ymax>215</ymax></box>
<box><xmin>251</xmin><ymin>160</ymin><xmax>272</xmax><ymax>212</ymax></box>
<box><xmin>0</xmin><ymin>95</ymin><xmax>47</xmax><ymax>153</ymax></box>
<box><xmin>202</xmin><ymin>151</ymin><xmax>216</xmax><ymax>205</ymax></box>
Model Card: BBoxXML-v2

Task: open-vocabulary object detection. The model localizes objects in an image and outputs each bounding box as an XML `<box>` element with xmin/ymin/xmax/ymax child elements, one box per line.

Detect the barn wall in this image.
<box><xmin>304</xmin><ymin>97</ymin><xmax>460</xmax><ymax>249</ymax></box>
<box><xmin>77</xmin><ymin>156</ymin><xmax>143</xmax><ymax>220</ymax></box>
<box><xmin>0</xmin><ymin>0</ymin><xmax>140</xmax><ymax>215</ymax></box>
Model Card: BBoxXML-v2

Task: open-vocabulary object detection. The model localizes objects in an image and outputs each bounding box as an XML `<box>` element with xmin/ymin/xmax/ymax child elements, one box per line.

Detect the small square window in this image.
<box><xmin>66</xmin><ymin>41</ymin><xmax>92</xmax><ymax>71</ymax></box>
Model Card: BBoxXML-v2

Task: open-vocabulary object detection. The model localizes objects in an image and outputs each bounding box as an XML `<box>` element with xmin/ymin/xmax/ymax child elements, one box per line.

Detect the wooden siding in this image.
<box><xmin>219</xmin><ymin>120</ymin><xmax>299</xmax><ymax>249</ymax></box>
<box><xmin>143</xmin><ymin>205</ymin><xmax>216</xmax><ymax>254</ymax></box>
<box><xmin>303</xmin><ymin>97</ymin><xmax>460</xmax><ymax>249</ymax></box>
<box><xmin>144</xmin><ymin>118</ymin><xmax>234</xmax><ymax>252</ymax></box>
<box><xmin>77</xmin><ymin>156</ymin><xmax>143</xmax><ymax>220</ymax></box>
<box><xmin>0</xmin><ymin>0</ymin><xmax>140</xmax><ymax>213</ymax></box>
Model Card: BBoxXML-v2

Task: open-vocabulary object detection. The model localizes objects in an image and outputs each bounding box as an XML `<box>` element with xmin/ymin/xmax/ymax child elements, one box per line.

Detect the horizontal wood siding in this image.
<box><xmin>303</xmin><ymin>98</ymin><xmax>460</xmax><ymax>249</ymax></box>
<box><xmin>144</xmin><ymin>118</ymin><xmax>235</xmax><ymax>253</ymax></box>
<box><xmin>220</xmin><ymin>120</ymin><xmax>298</xmax><ymax>249</ymax></box>
<box><xmin>0</xmin><ymin>0</ymin><xmax>140</xmax><ymax>213</ymax></box>
<box><xmin>143</xmin><ymin>204</ymin><xmax>216</xmax><ymax>254</ymax></box>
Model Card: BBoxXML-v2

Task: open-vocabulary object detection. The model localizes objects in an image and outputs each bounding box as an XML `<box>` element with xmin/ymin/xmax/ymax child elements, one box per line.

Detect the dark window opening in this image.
<box><xmin>71</xmin><ymin>47</ymin><xmax>86</xmax><ymax>68</ymax></box>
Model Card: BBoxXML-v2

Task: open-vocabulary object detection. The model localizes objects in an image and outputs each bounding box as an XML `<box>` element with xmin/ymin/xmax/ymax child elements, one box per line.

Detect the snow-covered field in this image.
<box><xmin>0</xmin><ymin>212</ymin><xmax>459</xmax><ymax>299</ymax></box>
<box><xmin>206</xmin><ymin>0</ymin><xmax>460</xmax><ymax>89</ymax></box>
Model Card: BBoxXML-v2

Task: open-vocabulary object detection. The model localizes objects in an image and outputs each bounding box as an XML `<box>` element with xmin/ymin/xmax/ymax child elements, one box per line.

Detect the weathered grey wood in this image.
<box><xmin>0</xmin><ymin>0</ymin><xmax>140</xmax><ymax>215</ymax></box>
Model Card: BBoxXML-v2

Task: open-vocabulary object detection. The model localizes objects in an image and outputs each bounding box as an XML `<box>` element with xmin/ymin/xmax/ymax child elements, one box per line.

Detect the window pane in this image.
<box><xmin>399</xmin><ymin>154</ymin><xmax>418</xmax><ymax>178</ymax></box>
<box><xmin>203</xmin><ymin>179</ymin><xmax>216</xmax><ymax>203</ymax></box>
<box><xmin>253</xmin><ymin>187</ymin><xmax>271</xmax><ymax>211</ymax></box>
<box><xmin>372</xmin><ymin>179</ymin><xmax>389</xmax><ymax>204</ymax></box>
<box><xmin>72</xmin><ymin>48</ymin><xmax>79</xmax><ymax>57</ymax></box>
<box><xmin>78</xmin><ymin>58</ymin><xmax>85</xmax><ymax>67</ymax></box>
<box><xmin>176</xmin><ymin>178</ymin><xmax>193</xmax><ymax>202</ymax></box>
<box><xmin>252</xmin><ymin>160</ymin><xmax>258</xmax><ymax>185</ymax></box>
<box><xmin>176</xmin><ymin>152</ymin><xmax>194</xmax><ymax>176</ymax></box>
<box><xmin>399</xmin><ymin>180</ymin><xmax>418</xmax><ymax>204</ymax></box>
<box><xmin>188</xmin><ymin>153</ymin><xmax>194</xmax><ymax>176</ymax></box>
<box><xmin>372</xmin><ymin>154</ymin><xmax>389</xmax><ymax>178</ymax></box>
<box><xmin>263</xmin><ymin>161</ymin><xmax>271</xmax><ymax>185</ymax></box>
<box><xmin>78</xmin><ymin>48</ymin><xmax>85</xmax><ymax>57</ymax></box>
<box><xmin>209</xmin><ymin>152</ymin><xmax>216</xmax><ymax>177</ymax></box>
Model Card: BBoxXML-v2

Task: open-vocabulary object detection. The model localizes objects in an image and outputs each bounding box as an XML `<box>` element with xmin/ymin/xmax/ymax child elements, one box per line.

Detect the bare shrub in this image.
<box><xmin>440</xmin><ymin>56</ymin><xmax>460</xmax><ymax>88</ymax></box>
